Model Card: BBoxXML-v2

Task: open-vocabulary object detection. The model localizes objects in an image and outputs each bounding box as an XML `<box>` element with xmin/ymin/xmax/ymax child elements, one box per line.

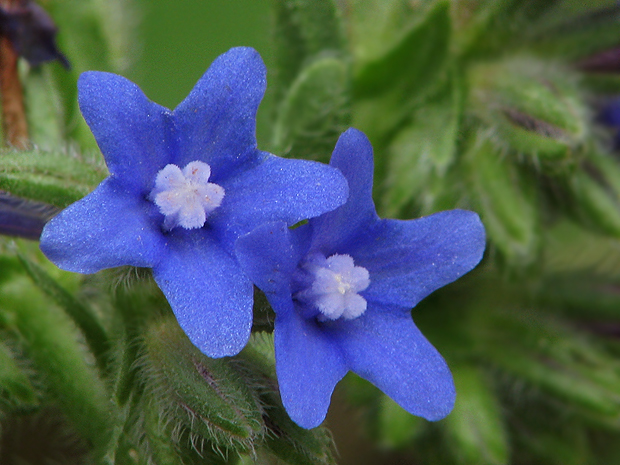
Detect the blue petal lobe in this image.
<box><xmin>235</xmin><ymin>222</ymin><xmax>346</xmax><ymax>428</ymax></box>
<box><xmin>235</xmin><ymin>222</ymin><xmax>347</xmax><ymax>428</ymax></box>
<box><xmin>235</xmin><ymin>221</ymin><xmax>300</xmax><ymax>298</ymax></box>
<box><xmin>310</xmin><ymin>128</ymin><xmax>378</xmax><ymax>253</ymax></box>
<box><xmin>78</xmin><ymin>72</ymin><xmax>173</xmax><ymax>192</ymax></box>
<box><xmin>357</xmin><ymin>210</ymin><xmax>486</xmax><ymax>309</ymax></box>
<box><xmin>40</xmin><ymin>178</ymin><xmax>166</xmax><ymax>273</ymax></box>
<box><xmin>275</xmin><ymin>310</ymin><xmax>348</xmax><ymax>429</ymax></box>
<box><xmin>213</xmin><ymin>153</ymin><xmax>348</xmax><ymax>252</ymax></box>
<box><xmin>153</xmin><ymin>231</ymin><xmax>254</xmax><ymax>358</ymax></box>
<box><xmin>174</xmin><ymin>47</ymin><xmax>266</xmax><ymax>174</ymax></box>
<box><xmin>332</xmin><ymin>308</ymin><xmax>455</xmax><ymax>421</ymax></box>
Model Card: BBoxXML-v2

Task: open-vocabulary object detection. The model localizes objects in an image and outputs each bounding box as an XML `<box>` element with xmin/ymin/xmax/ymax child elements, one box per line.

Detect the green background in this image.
<box><xmin>127</xmin><ymin>0</ymin><xmax>275</xmax><ymax>145</ymax></box>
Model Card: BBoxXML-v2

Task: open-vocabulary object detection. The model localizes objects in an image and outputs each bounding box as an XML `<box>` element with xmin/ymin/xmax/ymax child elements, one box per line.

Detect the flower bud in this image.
<box><xmin>238</xmin><ymin>335</ymin><xmax>337</xmax><ymax>465</ymax></box>
<box><xmin>142</xmin><ymin>317</ymin><xmax>264</xmax><ymax>454</ymax></box>
<box><xmin>140</xmin><ymin>390</ymin><xmax>230</xmax><ymax>465</ymax></box>
<box><xmin>468</xmin><ymin>56</ymin><xmax>587</xmax><ymax>165</ymax></box>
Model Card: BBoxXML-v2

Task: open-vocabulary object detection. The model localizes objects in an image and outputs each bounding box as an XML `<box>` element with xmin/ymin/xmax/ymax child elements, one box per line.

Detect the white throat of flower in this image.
<box><xmin>150</xmin><ymin>161</ymin><xmax>224</xmax><ymax>230</ymax></box>
<box><xmin>298</xmin><ymin>254</ymin><xmax>370</xmax><ymax>321</ymax></box>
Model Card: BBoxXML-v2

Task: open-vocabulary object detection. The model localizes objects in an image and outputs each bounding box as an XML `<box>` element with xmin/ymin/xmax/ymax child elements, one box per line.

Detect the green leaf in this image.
<box><xmin>22</xmin><ymin>66</ymin><xmax>65</xmax><ymax>151</ymax></box>
<box><xmin>273</xmin><ymin>56</ymin><xmax>349</xmax><ymax>162</ymax></box>
<box><xmin>451</xmin><ymin>0</ymin><xmax>519</xmax><ymax>58</ymax></box>
<box><xmin>0</xmin><ymin>149</ymin><xmax>106</xmax><ymax>208</ymax></box>
<box><xmin>353</xmin><ymin>0</ymin><xmax>451</xmax><ymax>98</ymax></box>
<box><xmin>543</xmin><ymin>220</ymin><xmax>620</xmax><ymax>279</ymax></box>
<box><xmin>453</xmin><ymin>0</ymin><xmax>562</xmax><ymax>58</ymax></box>
<box><xmin>17</xmin><ymin>252</ymin><xmax>111</xmax><ymax>374</ymax></box>
<box><xmin>452</xmin><ymin>0</ymin><xmax>619</xmax><ymax>61</ymax></box>
<box><xmin>347</xmin><ymin>0</ymin><xmax>438</xmax><ymax>69</ymax></box>
<box><xmin>0</xmin><ymin>255</ymin><xmax>24</xmax><ymax>286</ymax></box>
<box><xmin>282</xmin><ymin>0</ymin><xmax>343</xmax><ymax>56</ymax></box>
<box><xmin>271</xmin><ymin>0</ymin><xmax>343</xmax><ymax>101</ymax></box>
<box><xmin>0</xmin><ymin>275</ymin><xmax>114</xmax><ymax>454</ymax></box>
<box><xmin>376</xmin><ymin>395</ymin><xmax>424</xmax><ymax>450</ymax></box>
<box><xmin>271</xmin><ymin>0</ymin><xmax>306</xmax><ymax>98</ymax></box>
<box><xmin>465</xmin><ymin>133</ymin><xmax>540</xmax><ymax>268</ymax></box>
<box><xmin>260</xmin><ymin>402</ymin><xmax>336</xmax><ymax>465</ymax></box>
<box><xmin>566</xmin><ymin>172</ymin><xmax>620</xmax><ymax>237</ymax></box>
<box><xmin>444</xmin><ymin>364</ymin><xmax>509</xmax><ymax>465</ymax></box>
<box><xmin>110</xmin><ymin>274</ymin><xmax>167</xmax><ymax>407</ymax></box>
<box><xmin>528</xmin><ymin>1</ymin><xmax>620</xmax><ymax>60</ymax></box>
<box><xmin>382</xmin><ymin>75</ymin><xmax>460</xmax><ymax>217</ymax></box>
<box><xmin>89</xmin><ymin>0</ymin><xmax>140</xmax><ymax>73</ymax></box>
<box><xmin>510</xmin><ymin>402</ymin><xmax>591</xmax><ymax>465</ymax></box>
<box><xmin>350</xmin><ymin>1</ymin><xmax>451</xmax><ymax>151</ymax></box>
<box><xmin>0</xmin><ymin>340</ymin><xmax>39</xmax><ymax>412</ymax></box>
<box><xmin>539</xmin><ymin>274</ymin><xmax>620</xmax><ymax>322</ymax></box>
<box><xmin>143</xmin><ymin>317</ymin><xmax>264</xmax><ymax>454</ymax></box>
<box><xmin>43</xmin><ymin>0</ymin><xmax>138</xmax><ymax>151</ymax></box>
<box><xmin>42</xmin><ymin>0</ymin><xmax>113</xmax><ymax>151</ymax></box>
<box><xmin>140</xmin><ymin>399</ymin><xmax>186</xmax><ymax>464</ymax></box>
<box><xmin>562</xmin><ymin>153</ymin><xmax>620</xmax><ymax>238</ymax></box>
<box><xmin>471</xmin><ymin>307</ymin><xmax>620</xmax><ymax>428</ymax></box>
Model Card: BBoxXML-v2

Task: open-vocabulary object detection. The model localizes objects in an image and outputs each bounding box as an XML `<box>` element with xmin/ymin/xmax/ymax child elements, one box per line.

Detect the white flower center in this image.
<box><xmin>298</xmin><ymin>254</ymin><xmax>370</xmax><ymax>321</ymax></box>
<box><xmin>150</xmin><ymin>161</ymin><xmax>224</xmax><ymax>230</ymax></box>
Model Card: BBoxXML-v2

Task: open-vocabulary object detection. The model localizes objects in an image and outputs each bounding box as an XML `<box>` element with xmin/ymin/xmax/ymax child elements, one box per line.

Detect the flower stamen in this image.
<box><xmin>298</xmin><ymin>254</ymin><xmax>370</xmax><ymax>321</ymax></box>
<box><xmin>150</xmin><ymin>161</ymin><xmax>224</xmax><ymax>230</ymax></box>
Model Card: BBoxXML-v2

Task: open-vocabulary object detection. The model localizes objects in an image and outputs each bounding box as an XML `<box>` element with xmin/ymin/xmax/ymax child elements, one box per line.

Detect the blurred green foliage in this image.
<box><xmin>4</xmin><ymin>0</ymin><xmax>620</xmax><ymax>464</ymax></box>
<box><xmin>127</xmin><ymin>0</ymin><xmax>274</xmax><ymax>147</ymax></box>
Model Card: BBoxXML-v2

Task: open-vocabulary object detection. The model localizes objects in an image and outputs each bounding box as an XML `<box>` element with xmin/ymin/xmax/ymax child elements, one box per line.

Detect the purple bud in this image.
<box><xmin>0</xmin><ymin>192</ymin><xmax>59</xmax><ymax>240</ymax></box>
<box><xmin>0</xmin><ymin>0</ymin><xmax>70</xmax><ymax>68</ymax></box>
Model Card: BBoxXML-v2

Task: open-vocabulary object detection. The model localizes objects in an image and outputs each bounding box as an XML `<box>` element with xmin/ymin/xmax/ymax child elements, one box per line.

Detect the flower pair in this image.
<box><xmin>40</xmin><ymin>47</ymin><xmax>486</xmax><ymax>429</ymax></box>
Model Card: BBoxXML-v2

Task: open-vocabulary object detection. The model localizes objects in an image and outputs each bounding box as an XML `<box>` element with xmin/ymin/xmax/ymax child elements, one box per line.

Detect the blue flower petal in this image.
<box><xmin>153</xmin><ymin>231</ymin><xmax>254</xmax><ymax>358</ymax></box>
<box><xmin>235</xmin><ymin>223</ymin><xmax>347</xmax><ymax>429</ymax></box>
<box><xmin>310</xmin><ymin>128</ymin><xmax>378</xmax><ymax>253</ymax></box>
<box><xmin>357</xmin><ymin>210</ymin><xmax>485</xmax><ymax>309</ymax></box>
<box><xmin>331</xmin><ymin>307</ymin><xmax>455</xmax><ymax>421</ymax></box>
<box><xmin>233</xmin><ymin>125</ymin><xmax>485</xmax><ymax>428</ymax></box>
<box><xmin>214</xmin><ymin>154</ymin><xmax>348</xmax><ymax>251</ymax></box>
<box><xmin>174</xmin><ymin>47</ymin><xmax>266</xmax><ymax>174</ymax></box>
<box><xmin>78</xmin><ymin>72</ymin><xmax>173</xmax><ymax>192</ymax></box>
<box><xmin>40</xmin><ymin>178</ymin><xmax>166</xmax><ymax>273</ymax></box>
<box><xmin>275</xmin><ymin>310</ymin><xmax>348</xmax><ymax>429</ymax></box>
<box><xmin>235</xmin><ymin>221</ymin><xmax>300</xmax><ymax>298</ymax></box>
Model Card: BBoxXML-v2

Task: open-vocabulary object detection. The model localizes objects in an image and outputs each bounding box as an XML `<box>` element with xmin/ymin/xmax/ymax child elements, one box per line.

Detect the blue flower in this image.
<box><xmin>235</xmin><ymin>128</ymin><xmax>486</xmax><ymax>428</ymax></box>
<box><xmin>39</xmin><ymin>47</ymin><xmax>348</xmax><ymax>358</ymax></box>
